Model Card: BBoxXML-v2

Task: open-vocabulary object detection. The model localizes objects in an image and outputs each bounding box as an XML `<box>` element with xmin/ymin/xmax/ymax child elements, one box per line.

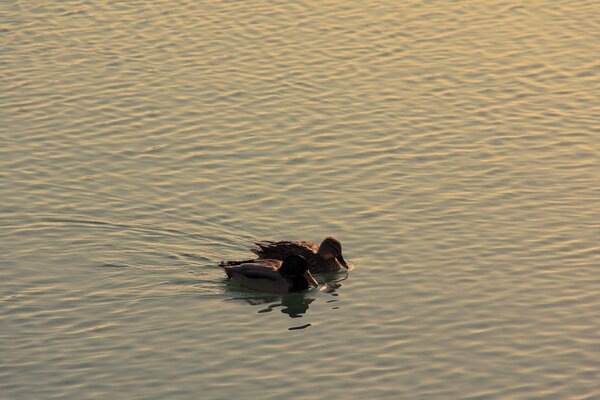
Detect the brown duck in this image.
<box><xmin>221</xmin><ymin>237</ymin><xmax>349</xmax><ymax>273</ymax></box>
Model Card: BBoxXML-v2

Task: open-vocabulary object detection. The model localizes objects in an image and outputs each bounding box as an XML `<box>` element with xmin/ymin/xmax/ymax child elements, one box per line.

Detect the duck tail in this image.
<box><xmin>218</xmin><ymin>259</ymin><xmax>257</xmax><ymax>267</ymax></box>
<box><xmin>252</xmin><ymin>241</ymin><xmax>275</xmax><ymax>257</ymax></box>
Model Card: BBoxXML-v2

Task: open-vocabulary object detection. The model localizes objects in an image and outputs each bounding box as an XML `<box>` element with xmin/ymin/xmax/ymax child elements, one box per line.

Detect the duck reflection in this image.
<box><xmin>280</xmin><ymin>294</ymin><xmax>315</xmax><ymax>318</ymax></box>
<box><xmin>229</xmin><ymin>293</ymin><xmax>315</xmax><ymax>318</ymax></box>
<box><xmin>225</xmin><ymin>272</ymin><xmax>347</xmax><ymax>319</ymax></box>
<box><xmin>321</xmin><ymin>273</ymin><xmax>346</xmax><ymax>296</ymax></box>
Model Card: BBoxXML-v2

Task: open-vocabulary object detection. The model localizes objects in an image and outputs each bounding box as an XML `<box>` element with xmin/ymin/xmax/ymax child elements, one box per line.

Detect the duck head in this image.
<box><xmin>279</xmin><ymin>254</ymin><xmax>319</xmax><ymax>289</ymax></box>
<box><xmin>317</xmin><ymin>237</ymin><xmax>348</xmax><ymax>268</ymax></box>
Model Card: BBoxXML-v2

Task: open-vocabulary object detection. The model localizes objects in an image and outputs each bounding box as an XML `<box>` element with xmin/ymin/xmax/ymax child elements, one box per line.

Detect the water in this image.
<box><xmin>2</xmin><ymin>1</ymin><xmax>599</xmax><ymax>398</ymax></box>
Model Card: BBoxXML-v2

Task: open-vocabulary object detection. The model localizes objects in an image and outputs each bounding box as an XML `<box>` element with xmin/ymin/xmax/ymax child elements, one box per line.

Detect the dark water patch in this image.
<box><xmin>288</xmin><ymin>323</ymin><xmax>312</xmax><ymax>331</ymax></box>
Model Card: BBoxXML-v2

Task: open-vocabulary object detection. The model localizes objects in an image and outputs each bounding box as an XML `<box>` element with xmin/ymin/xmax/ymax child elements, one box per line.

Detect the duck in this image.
<box><xmin>220</xmin><ymin>254</ymin><xmax>319</xmax><ymax>293</ymax></box>
<box><xmin>223</xmin><ymin>237</ymin><xmax>349</xmax><ymax>273</ymax></box>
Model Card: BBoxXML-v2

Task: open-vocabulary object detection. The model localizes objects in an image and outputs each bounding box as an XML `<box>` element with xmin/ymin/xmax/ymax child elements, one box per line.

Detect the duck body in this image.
<box><xmin>220</xmin><ymin>255</ymin><xmax>318</xmax><ymax>293</ymax></box>
<box><xmin>252</xmin><ymin>237</ymin><xmax>348</xmax><ymax>273</ymax></box>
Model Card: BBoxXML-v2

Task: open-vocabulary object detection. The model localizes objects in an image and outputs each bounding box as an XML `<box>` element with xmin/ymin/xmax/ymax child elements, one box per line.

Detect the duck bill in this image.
<box><xmin>337</xmin><ymin>255</ymin><xmax>349</xmax><ymax>269</ymax></box>
<box><xmin>303</xmin><ymin>270</ymin><xmax>319</xmax><ymax>287</ymax></box>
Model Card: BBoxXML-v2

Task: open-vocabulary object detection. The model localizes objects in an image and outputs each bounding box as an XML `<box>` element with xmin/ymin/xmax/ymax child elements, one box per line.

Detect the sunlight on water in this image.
<box><xmin>1</xmin><ymin>0</ymin><xmax>599</xmax><ymax>399</ymax></box>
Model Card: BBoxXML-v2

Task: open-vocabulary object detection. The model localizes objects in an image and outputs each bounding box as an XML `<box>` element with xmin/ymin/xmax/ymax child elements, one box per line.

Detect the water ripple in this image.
<box><xmin>2</xmin><ymin>0</ymin><xmax>599</xmax><ymax>399</ymax></box>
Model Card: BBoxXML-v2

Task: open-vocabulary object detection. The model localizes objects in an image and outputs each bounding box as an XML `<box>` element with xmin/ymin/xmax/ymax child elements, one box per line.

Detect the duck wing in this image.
<box><xmin>252</xmin><ymin>240</ymin><xmax>318</xmax><ymax>261</ymax></box>
<box><xmin>221</xmin><ymin>261</ymin><xmax>289</xmax><ymax>293</ymax></box>
<box><xmin>219</xmin><ymin>258</ymin><xmax>280</xmax><ymax>268</ymax></box>
<box><xmin>221</xmin><ymin>260</ymin><xmax>279</xmax><ymax>276</ymax></box>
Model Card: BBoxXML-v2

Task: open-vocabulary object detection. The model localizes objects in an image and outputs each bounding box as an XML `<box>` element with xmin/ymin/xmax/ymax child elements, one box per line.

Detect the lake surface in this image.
<box><xmin>2</xmin><ymin>1</ymin><xmax>599</xmax><ymax>398</ymax></box>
